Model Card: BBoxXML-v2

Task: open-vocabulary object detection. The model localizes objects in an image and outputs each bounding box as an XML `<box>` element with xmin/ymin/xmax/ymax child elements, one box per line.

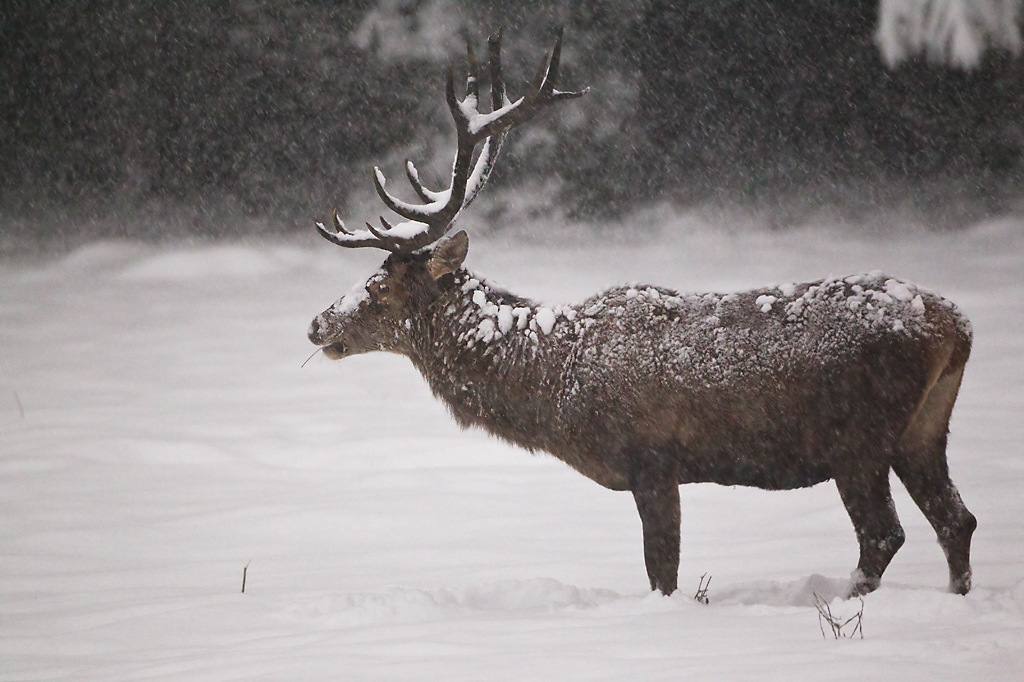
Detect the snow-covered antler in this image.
<box><xmin>316</xmin><ymin>28</ymin><xmax>587</xmax><ymax>253</ymax></box>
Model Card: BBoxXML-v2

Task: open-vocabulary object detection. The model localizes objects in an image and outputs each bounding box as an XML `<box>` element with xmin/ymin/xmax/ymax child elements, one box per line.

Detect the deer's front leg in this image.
<box><xmin>631</xmin><ymin>456</ymin><xmax>681</xmax><ymax>596</ymax></box>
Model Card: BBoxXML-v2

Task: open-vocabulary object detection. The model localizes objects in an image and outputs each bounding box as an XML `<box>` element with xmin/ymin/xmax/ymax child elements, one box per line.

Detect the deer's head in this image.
<box><xmin>308</xmin><ymin>231</ymin><xmax>469</xmax><ymax>359</ymax></box>
<box><xmin>308</xmin><ymin>29</ymin><xmax>585</xmax><ymax>361</ymax></box>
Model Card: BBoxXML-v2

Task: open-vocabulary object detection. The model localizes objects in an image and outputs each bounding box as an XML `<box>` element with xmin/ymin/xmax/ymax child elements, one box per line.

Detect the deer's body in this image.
<box><xmin>412</xmin><ymin>268</ymin><xmax>971</xmax><ymax>493</ymax></box>
<box><xmin>308</xmin><ymin>30</ymin><xmax>976</xmax><ymax>598</ymax></box>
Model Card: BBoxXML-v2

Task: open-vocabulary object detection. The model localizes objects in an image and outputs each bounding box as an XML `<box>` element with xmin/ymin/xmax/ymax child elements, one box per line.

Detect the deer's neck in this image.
<box><xmin>408</xmin><ymin>269</ymin><xmax>577</xmax><ymax>451</ymax></box>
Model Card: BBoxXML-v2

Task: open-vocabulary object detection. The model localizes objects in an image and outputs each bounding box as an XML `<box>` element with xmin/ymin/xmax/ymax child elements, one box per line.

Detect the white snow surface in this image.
<box><xmin>2</xmin><ymin>217</ymin><xmax>1024</xmax><ymax>680</ymax></box>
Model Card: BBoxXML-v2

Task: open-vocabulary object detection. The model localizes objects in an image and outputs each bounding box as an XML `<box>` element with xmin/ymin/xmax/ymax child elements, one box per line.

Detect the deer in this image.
<box><xmin>307</xmin><ymin>29</ymin><xmax>977</xmax><ymax>598</ymax></box>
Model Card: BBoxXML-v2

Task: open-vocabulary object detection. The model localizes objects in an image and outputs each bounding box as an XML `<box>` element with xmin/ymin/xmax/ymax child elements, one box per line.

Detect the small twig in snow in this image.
<box><xmin>694</xmin><ymin>573</ymin><xmax>712</xmax><ymax>605</ymax></box>
<box><xmin>242</xmin><ymin>560</ymin><xmax>251</xmax><ymax>594</ymax></box>
<box><xmin>813</xmin><ymin>592</ymin><xmax>863</xmax><ymax>639</ymax></box>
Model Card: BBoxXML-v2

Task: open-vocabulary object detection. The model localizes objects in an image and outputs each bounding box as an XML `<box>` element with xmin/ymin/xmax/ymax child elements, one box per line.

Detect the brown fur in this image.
<box><xmin>310</xmin><ymin>234</ymin><xmax>976</xmax><ymax>596</ymax></box>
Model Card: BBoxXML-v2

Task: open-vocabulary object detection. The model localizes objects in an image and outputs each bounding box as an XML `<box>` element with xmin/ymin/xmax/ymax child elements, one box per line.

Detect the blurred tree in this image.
<box><xmin>0</xmin><ymin>0</ymin><xmax>431</xmax><ymax>228</ymax></box>
<box><xmin>633</xmin><ymin>0</ymin><xmax>1024</xmax><ymax>205</ymax></box>
<box><xmin>877</xmin><ymin>0</ymin><xmax>1021</xmax><ymax>68</ymax></box>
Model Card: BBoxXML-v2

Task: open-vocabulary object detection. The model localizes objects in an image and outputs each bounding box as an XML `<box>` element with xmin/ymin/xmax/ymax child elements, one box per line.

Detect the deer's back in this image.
<box><xmin>550</xmin><ymin>273</ymin><xmax>971</xmax><ymax>490</ymax></box>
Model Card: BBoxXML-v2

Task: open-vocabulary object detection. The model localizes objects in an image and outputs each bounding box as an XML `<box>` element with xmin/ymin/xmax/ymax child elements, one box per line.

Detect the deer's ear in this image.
<box><xmin>426</xmin><ymin>230</ymin><xmax>469</xmax><ymax>280</ymax></box>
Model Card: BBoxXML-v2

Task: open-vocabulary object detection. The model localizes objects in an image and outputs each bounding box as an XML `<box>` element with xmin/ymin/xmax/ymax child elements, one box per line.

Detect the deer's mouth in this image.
<box><xmin>322</xmin><ymin>342</ymin><xmax>349</xmax><ymax>360</ymax></box>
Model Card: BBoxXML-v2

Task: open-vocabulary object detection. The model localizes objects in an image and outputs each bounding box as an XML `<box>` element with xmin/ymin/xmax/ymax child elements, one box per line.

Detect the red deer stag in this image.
<box><xmin>308</xmin><ymin>29</ymin><xmax>976</xmax><ymax>597</ymax></box>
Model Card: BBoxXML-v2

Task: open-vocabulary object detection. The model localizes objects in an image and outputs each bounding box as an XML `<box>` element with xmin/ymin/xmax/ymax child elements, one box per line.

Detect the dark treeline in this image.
<box><xmin>1</xmin><ymin>0</ymin><xmax>1021</xmax><ymax>246</ymax></box>
<box><xmin>1</xmin><ymin>0</ymin><xmax>425</xmax><ymax>240</ymax></box>
<box><xmin>634</xmin><ymin>0</ymin><xmax>1024</xmax><ymax>210</ymax></box>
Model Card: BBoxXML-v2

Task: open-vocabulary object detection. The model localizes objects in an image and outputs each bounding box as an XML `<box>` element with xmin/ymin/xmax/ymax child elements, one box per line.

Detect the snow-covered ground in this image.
<box><xmin>2</xmin><ymin>213</ymin><xmax>1023</xmax><ymax>680</ymax></box>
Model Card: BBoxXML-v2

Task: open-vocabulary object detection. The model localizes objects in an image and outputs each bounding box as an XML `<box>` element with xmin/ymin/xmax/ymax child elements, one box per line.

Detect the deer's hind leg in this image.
<box><xmin>894</xmin><ymin>363</ymin><xmax>976</xmax><ymax>595</ymax></box>
<box><xmin>834</xmin><ymin>458</ymin><xmax>906</xmax><ymax>597</ymax></box>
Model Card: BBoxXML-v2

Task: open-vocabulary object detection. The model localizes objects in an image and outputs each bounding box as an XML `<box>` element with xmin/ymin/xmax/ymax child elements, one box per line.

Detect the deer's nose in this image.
<box><xmin>308</xmin><ymin>317</ymin><xmax>322</xmax><ymax>344</ymax></box>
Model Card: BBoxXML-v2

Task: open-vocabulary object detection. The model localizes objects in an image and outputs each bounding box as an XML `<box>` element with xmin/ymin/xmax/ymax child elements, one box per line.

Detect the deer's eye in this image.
<box><xmin>376</xmin><ymin>283</ymin><xmax>389</xmax><ymax>295</ymax></box>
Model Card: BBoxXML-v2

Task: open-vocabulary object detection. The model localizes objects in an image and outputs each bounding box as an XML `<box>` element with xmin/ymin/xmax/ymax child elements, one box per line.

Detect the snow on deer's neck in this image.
<box><xmin>431</xmin><ymin>269</ymin><xmax>581</xmax><ymax>358</ymax></box>
<box><xmin>402</xmin><ymin>267</ymin><xmax>583</xmax><ymax>447</ymax></box>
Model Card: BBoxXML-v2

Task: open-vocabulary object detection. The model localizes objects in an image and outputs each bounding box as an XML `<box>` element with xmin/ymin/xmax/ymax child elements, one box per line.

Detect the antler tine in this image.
<box><xmin>366</xmin><ymin>217</ymin><xmax>392</xmax><ymax>242</ymax></box>
<box><xmin>402</xmin><ymin>30</ymin><xmax>511</xmax><ymax>213</ymax></box>
<box><xmin>465</xmin><ymin>28</ymin><xmax>588</xmax><ymax>142</ymax></box>
<box><xmin>315</xmin><ymin>218</ymin><xmax>399</xmax><ymax>251</ymax></box>
<box><xmin>488</xmin><ymin>28</ymin><xmax>509</xmax><ymax>110</ymax></box>
<box><xmin>404</xmin><ymin>159</ymin><xmax>444</xmax><ymax>203</ymax></box>
<box><xmin>445</xmin><ymin>63</ymin><xmax>465</xmax><ymax>129</ymax></box>
<box><xmin>312</xmin><ymin>207</ymin><xmax>407</xmax><ymax>252</ymax></box>
<box><xmin>316</xmin><ymin>29</ymin><xmax>586</xmax><ymax>253</ymax></box>
<box><xmin>539</xmin><ymin>28</ymin><xmax>588</xmax><ymax>104</ymax></box>
<box><xmin>371</xmin><ymin>166</ymin><xmax>450</xmax><ymax>224</ymax></box>
<box><xmin>363</xmin><ymin>28</ymin><xmax>517</xmax><ymax>236</ymax></box>
<box><xmin>531</xmin><ymin>50</ymin><xmax>551</xmax><ymax>93</ymax></box>
<box><xmin>358</xmin><ymin>57</ymin><xmax>483</xmax><ymax>247</ymax></box>
<box><xmin>542</xmin><ymin>27</ymin><xmax>565</xmax><ymax>96</ymax></box>
<box><xmin>333</xmin><ymin>208</ymin><xmax>351</xmax><ymax>234</ymax></box>
<box><xmin>463</xmin><ymin>29</ymin><xmax>512</xmax><ymax>210</ymax></box>
<box><xmin>465</xmin><ymin>41</ymin><xmax>480</xmax><ymax>107</ymax></box>
<box><xmin>363</xmin><ymin>60</ymin><xmax>474</xmax><ymax>236</ymax></box>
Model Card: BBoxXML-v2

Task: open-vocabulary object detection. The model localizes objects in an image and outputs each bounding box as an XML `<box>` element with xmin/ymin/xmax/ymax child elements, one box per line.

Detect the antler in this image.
<box><xmin>317</xmin><ymin>28</ymin><xmax>588</xmax><ymax>253</ymax></box>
